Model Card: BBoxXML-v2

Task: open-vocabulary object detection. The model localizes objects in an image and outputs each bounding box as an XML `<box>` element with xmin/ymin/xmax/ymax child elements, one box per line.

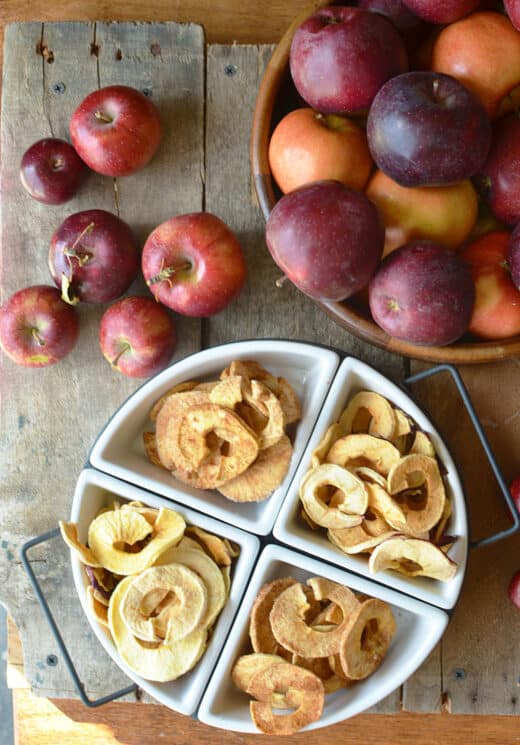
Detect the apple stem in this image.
<box><xmin>95</xmin><ymin>110</ymin><xmax>113</xmax><ymax>124</ymax></box>
<box><xmin>31</xmin><ymin>328</ymin><xmax>45</xmax><ymax>346</ymax></box>
<box><xmin>432</xmin><ymin>78</ymin><xmax>440</xmax><ymax>98</ymax></box>
<box><xmin>111</xmin><ymin>342</ymin><xmax>131</xmax><ymax>369</ymax></box>
<box><xmin>275</xmin><ymin>274</ymin><xmax>289</xmax><ymax>288</ymax></box>
<box><xmin>146</xmin><ymin>262</ymin><xmax>192</xmax><ymax>287</ymax></box>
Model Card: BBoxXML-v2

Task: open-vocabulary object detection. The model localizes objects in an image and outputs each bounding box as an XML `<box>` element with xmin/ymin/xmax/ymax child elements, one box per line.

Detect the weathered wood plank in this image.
<box><xmin>408</xmin><ymin>360</ymin><xmax>520</xmax><ymax>714</ymax></box>
<box><xmin>402</xmin><ymin>644</ymin><xmax>443</xmax><ymax>713</ymax></box>
<box><xmin>0</xmin><ymin>20</ymin><xmax>205</xmax><ymax>700</ymax></box>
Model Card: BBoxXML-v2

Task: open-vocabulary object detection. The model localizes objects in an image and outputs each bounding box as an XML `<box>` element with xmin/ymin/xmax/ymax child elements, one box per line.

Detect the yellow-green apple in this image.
<box><xmin>367</xmin><ymin>71</ymin><xmax>491</xmax><ymax>187</ymax></box>
<box><xmin>49</xmin><ymin>209</ymin><xmax>139</xmax><ymax>305</ymax></box>
<box><xmin>99</xmin><ymin>296</ymin><xmax>176</xmax><ymax>378</ymax></box>
<box><xmin>475</xmin><ymin>114</ymin><xmax>520</xmax><ymax>225</ymax></box>
<box><xmin>142</xmin><ymin>213</ymin><xmax>246</xmax><ymax>317</ymax></box>
<box><xmin>20</xmin><ymin>138</ymin><xmax>86</xmax><ymax>205</ymax></box>
<box><xmin>70</xmin><ymin>85</ymin><xmax>162</xmax><ymax>177</ymax></box>
<box><xmin>289</xmin><ymin>6</ymin><xmax>407</xmax><ymax>114</ymax></box>
<box><xmin>268</xmin><ymin>108</ymin><xmax>373</xmax><ymax>194</ymax></box>
<box><xmin>366</xmin><ymin>170</ymin><xmax>478</xmax><ymax>256</ymax></box>
<box><xmin>401</xmin><ymin>0</ymin><xmax>478</xmax><ymax>23</ymax></box>
<box><xmin>459</xmin><ymin>232</ymin><xmax>520</xmax><ymax>339</ymax></box>
<box><xmin>431</xmin><ymin>12</ymin><xmax>520</xmax><ymax>118</ymax></box>
<box><xmin>369</xmin><ymin>241</ymin><xmax>475</xmax><ymax>345</ymax></box>
<box><xmin>265</xmin><ymin>180</ymin><xmax>384</xmax><ymax>301</ymax></box>
<box><xmin>0</xmin><ymin>285</ymin><xmax>79</xmax><ymax>367</ymax></box>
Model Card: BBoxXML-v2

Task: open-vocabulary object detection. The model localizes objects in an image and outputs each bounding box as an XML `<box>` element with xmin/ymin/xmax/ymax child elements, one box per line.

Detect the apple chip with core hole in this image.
<box><xmin>328</xmin><ymin>523</ymin><xmax>399</xmax><ymax>555</ymax></box>
<box><xmin>87</xmin><ymin>507</ymin><xmax>185</xmax><ymax>575</ymax></box>
<box><xmin>339</xmin><ymin>598</ymin><xmax>396</xmax><ymax>680</ymax></box>
<box><xmin>108</xmin><ymin>576</ymin><xmax>208</xmax><ymax>682</ymax></box>
<box><xmin>155</xmin><ymin>390</ymin><xmax>212</xmax><ymax>470</ymax></box>
<box><xmin>310</xmin><ymin>423</ymin><xmax>344</xmax><ymax>468</ymax></box>
<box><xmin>270</xmin><ymin>580</ymin><xmax>358</xmax><ymax>657</ymax></box>
<box><xmin>299</xmin><ymin>464</ymin><xmax>367</xmax><ymax>529</ymax></box>
<box><xmin>120</xmin><ymin>564</ymin><xmax>208</xmax><ymax>643</ymax></box>
<box><xmin>232</xmin><ymin>653</ymin><xmax>288</xmax><ymax>707</ymax></box>
<box><xmin>387</xmin><ymin>454</ymin><xmax>446</xmax><ymax>535</ymax></box>
<box><xmin>250</xmin><ymin>578</ymin><xmax>298</xmax><ymax>657</ymax></box>
<box><xmin>218</xmin><ymin>435</ymin><xmax>293</xmax><ymax>503</ymax></box>
<box><xmin>149</xmin><ymin>381</ymin><xmax>198</xmax><ymax>421</ymax></box>
<box><xmin>249</xmin><ymin>662</ymin><xmax>324</xmax><ymax>735</ymax></box>
<box><xmin>369</xmin><ymin>536</ymin><xmax>457</xmax><ymax>581</ymax></box>
<box><xmin>365</xmin><ymin>483</ymin><xmax>406</xmax><ymax>531</ymax></box>
<box><xmin>59</xmin><ymin>522</ymin><xmax>102</xmax><ymax>567</ymax></box>
<box><xmin>242</xmin><ymin>380</ymin><xmax>285</xmax><ymax>449</ymax></box>
<box><xmin>339</xmin><ymin>391</ymin><xmax>396</xmax><ymax>440</ymax></box>
<box><xmin>326</xmin><ymin>434</ymin><xmax>401</xmax><ymax>476</ymax></box>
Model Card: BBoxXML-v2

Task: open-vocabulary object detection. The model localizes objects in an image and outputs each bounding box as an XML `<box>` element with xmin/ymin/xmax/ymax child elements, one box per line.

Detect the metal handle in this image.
<box><xmin>404</xmin><ymin>363</ymin><xmax>520</xmax><ymax>550</ymax></box>
<box><xmin>20</xmin><ymin>527</ymin><xmax>138</xmax><ymax>707</ymax></box>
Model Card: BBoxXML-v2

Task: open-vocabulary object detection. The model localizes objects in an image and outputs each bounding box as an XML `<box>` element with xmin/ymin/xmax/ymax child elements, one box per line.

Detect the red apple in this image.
<box><xmin>99</xmin><ymin>296</ymin><xmax>176</xmax><ymax>378</ymax></box>
<box><xmin>369</xmin><ymin>241</ymin><xmax>475</xmax><ymax>345</ymax></box>
<box><xmin>49</xmin><ymin>209</ymin><xmax>139</xmax><ymax>304</ymax></box>
<box><xmin>508</xmin><ymin>570</ymin><xmax>520</xmax><ymax>609</ymax></box>
<box><xmin>508</xmin><ymin>223</ymin><xmax>520</xmax><ymax>290</ymax></box>
<box><xmin>476</xmin><ymin>114</ymin><xmax>520</xmax><ymax>226</ymax></box>
<box><xmin>20</xmin><ymin>138</ymin><xmax>86</xmax><ymax>205</ymax></box>
<box><xmin>289</xmin><ymin>6</ymin><xmax>408</xmax><ymax>114</ymax></box>
<box><xmin>265</xmin><ymin>180</ymin><xmax>384</xmax><ymax>301</ymax></box>
<box><xmin>70</xmin><ymin>85</ymin><xmax>162</xmax><ymax>177</ymax></box>
<box><xmin>460</xmin><ymin>232</ymin><xmax>520</xmax><ymax>339</ymax></box>
<box><xmin>510</xmin><ymin>475</ymin><xmax>520</xmax><ymax>514</ymax></box>
<box><xmin>504</xmin><ymin>0</ymin><xmax>520</xmax><ymax>31</ymax></box>
<box><xmin>431</xmin><ymin>12</ymin><xmax>520</xmax><ymax>118</ymax></box>
<box><xmin>142</xmin><ymin>213</ymin><xmax>247</xmax><ymax>317</ymax></box>
<box><xmin>0</xmin><ymin>285</ymin><xmax>79</xmax><ymax>367</ymax></box>
<box><xmin>268</xmin><ymin>108</ymin><xmax>373</xmax><ymax>194</ymax></box>
<box><xmin>401</xmin><ymin>0</ymin><xmax>478</xmax><ymax>23</ymax></box>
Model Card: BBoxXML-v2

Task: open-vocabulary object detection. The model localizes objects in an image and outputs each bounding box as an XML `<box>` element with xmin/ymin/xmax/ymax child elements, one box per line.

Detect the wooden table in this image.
<box><xmin>1</xmin><ymin>4</ymin><xmax>519</xmax><ymax>744</ymax></box>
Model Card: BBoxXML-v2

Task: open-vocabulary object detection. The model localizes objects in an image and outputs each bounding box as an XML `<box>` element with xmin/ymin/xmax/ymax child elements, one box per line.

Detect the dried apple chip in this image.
<box><xmin>369</xmin><ymin>535</ymin><xmax>457</xmax><ymax>581</ymax></box>
<box><xmin>232</xmin><ymin>653</ymin><xmax>288</xmax><ymax>707</ymax></box>
<box><xmin>59</xmin><ymin>522</ymin><xmax>102</xmax><ymax>567</ymax></box>
<box><xmin>366</xmin><ymin>483</ymin><xmax>407</xmax><ymax>531</ymax></box>
<box><xmin>143</xmin><ymin>432</ymin><xmax>164</xmax><ymax>468</ymax></box>
<box><xmin>155</xmin><ymin>389</ymin><xmax>212</xmax><ymax>470</ymax></box>
<box><xmin>338</xmin><ymin>598</ymin><xmax>396</xmax><ymax>680</ymax></box>
<box><xmin>87</xmin><ymin>507</ymin><xmax>185</xmax><ymax>575</ymax></box>
<box><xmin>299</xmin><ymin>464</ymin><xmax>367</xmax><ymax>529</ymax></box>
<box><xmin>184</xmin><ymin>526</ymin><xmax>238</xmax><ymax>566</ymax></box>
<box><xmin>387</xmin><ymin>454</ymin><xmax>446</xmax><ymax>535</ymax></box>
<box><xmin>339</xmin><ymin>391</ymin><xmax>396</xmax><ymax>440</ymax></box>
<box><xmin>217</xmin><ymin>434</ymin><xmax>292</xmax><ymax>502</ymax></box>
<box><xmin>120</xmin><ymin>564</ymin><xmax>208</xmax><ymax>643</ymax></box>
<box><xmin>410</xmin><ymin>431</ymin><xmax>436</xmax><ymax>457</ymax></box>
<box><xmin>209</xmin><ymin>375</ymin><xmax>243</xmax><ymax>409</ymax></box>
<box><xmin>250</xmin><ymin>578</ymin><xmax>298</xmax><ymax>657</ymax></box>
<box><xmin>310</xmin><ymin>423</ymin><xmax>345</xmax><ymax>468</ymax></box>
<box><xmin>149</xmin><ymin>381</ymin><xmax>199</xmax><ymax>421</ymax></box>
<box><xmin>326</xmin><ymin>434</ymin><xmax>401</xmax><ymax>476</ymax></box>
<box><xmin>86</xmin><ymin>586</ymin><xmax>109</xmax><ymax>628</ymax></box>
<box><xmin>243</xmin><ymin>380</ymin><xmax>286</xmax><ymax>450</ymax></box>
<box><xmin>222</xmin><ymin>360</ymin><xmax>301</xmax><ymax>424</ymax></box>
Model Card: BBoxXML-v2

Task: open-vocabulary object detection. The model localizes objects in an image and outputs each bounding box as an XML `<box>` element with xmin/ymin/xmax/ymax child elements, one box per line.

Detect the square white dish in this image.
<box><xmin>89</xmin><ymin>340</ymin><xmax>340</xmax><ymax>535</ymax></box>
<box><xmin>198</xmin><ymin>543</ymin><xmax>449</xmax><ymax>733</ymax></box>
<box><xmin>273</xmin><ymin>355</ymin><xmax>468</xmax><ymax>610</ymax></box>
<box><xmin>68</xmin><ymin>468</ymin><xmax>260</xmax><ymax>716</ymax></box>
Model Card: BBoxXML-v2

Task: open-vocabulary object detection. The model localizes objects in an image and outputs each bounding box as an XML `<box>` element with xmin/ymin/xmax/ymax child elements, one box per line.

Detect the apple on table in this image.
<box><xmin>20</xmin><ymin>138</ymin><xmax>87</xmax><ymax>205</ymax></box>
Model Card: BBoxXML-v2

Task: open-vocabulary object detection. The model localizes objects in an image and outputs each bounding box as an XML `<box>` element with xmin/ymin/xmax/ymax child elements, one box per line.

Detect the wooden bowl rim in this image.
<box><xmin>250</xmin><ymin>2</ymin><xmax>520</xmax><ymax>364</ymax></box>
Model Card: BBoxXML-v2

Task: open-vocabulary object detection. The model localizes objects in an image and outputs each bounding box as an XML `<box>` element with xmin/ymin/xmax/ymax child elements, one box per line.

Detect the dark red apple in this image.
<box><xmin>508</xmin><ymin>222</ymin><xmax>520</xmax><ymax>291</ymax></box>
<box><xmin>369</xmin><ymin>241</ymin><xmax>475</xmax><ymax>345</ymax></box>
<box><xmin>367</xmin><ymin>71</ymin><xmax>491</xmax><ymax>187</ymax></box>
<box><xmin>289</xmin><ymin>6</ymin><xmax>408</xmax><ymax>114</ymax></box>
<box><xmin>20</xmin><ymin>138</ymin><xmax>86</xmax><ymax>205</ymax></box>
<box><xmin>504</xmin><ymin>0</ymin><xmax>520</xmax><ymax>31</ymax></box>
<box><xmin>0</xmin><ymin>285</ymin><xmax>79</xmax><ymax>367</ymax></box>
<box><xmin>508</xmin><ymin>570</ymin><xmax>520</xmax><ymax>609</ymax></box>
<box><xmin>358</xmin><ymin>0</ymin><xmax>430</xmax><ymax>53</ymax></box>
<box><xmin>49</xmin><ymin>209</ymin><xmax>139</xmax><ymax>304</ymax></box>
<box><xmin>265</xmin><ymin>180</ymin><xmax>384</xmax><ymax>302</ymax></box>
<box><xmin>99</xmin><ymin>296</ymin><xmax>176</xmax><ymax>378</ymax></box>
<box><xmin>510</xmin><ymin>475</ymin><xmax>520</xmax><ymax>515</ymax></box>
<box><xmin>70</xmin><ymin>85</ymin><xmax>162</xmax><ymax>177</ymax></box>
<box><xmin>476</xmin><ymin>114</ymin><xmax>520</xmax><ymax>225</ymax></box>
<box><xmin>401</xmin><ymin>0</ymin><xmax>478</xmax><ymax>23</ymax></box>
<box><xmin>142</xmin><ymin>213</ymin><xmax>246</xmax><ymax>317</ymax></box>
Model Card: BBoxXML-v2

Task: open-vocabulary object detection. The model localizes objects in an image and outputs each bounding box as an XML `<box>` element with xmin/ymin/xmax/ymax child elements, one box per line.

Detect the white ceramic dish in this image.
<box><xmin>273</xmin><ymin>356</ymin><xmax>468</xmax><ymax>610</ymax></box>
<box><xmin>198</xmin><ymin>543</ymin><xmax>449</xmax><ymax>733</ymax></box>
<box><xmin>69</xmin><ymin>468</ymin><xmax>260</xmax><ymax>716</ymax></box>
<box><xmin>89</xmin><ymin>340</ymin><xmax>340</xmax><ymax>535</ymax></box>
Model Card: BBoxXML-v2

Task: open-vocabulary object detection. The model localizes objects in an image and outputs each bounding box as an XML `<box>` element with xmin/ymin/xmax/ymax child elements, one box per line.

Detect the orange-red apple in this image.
<box><xmin>268</xmin><ymin>108</ymin><xmax>373</xmax><ymax>194</ymax></box>
<box><xmin>365</xmin><ymin>170</ymin><xmax>478</xmax><ymax>256</ymax></box>
<box><xmin>459</xmin><ymin>231</ymin><xmax>520</xmax><ymax>339</ymax></box>
<box><xmin>431</xmin><ymin>12</ymin><xmax>520</xmax><ymax>118</ymax></box>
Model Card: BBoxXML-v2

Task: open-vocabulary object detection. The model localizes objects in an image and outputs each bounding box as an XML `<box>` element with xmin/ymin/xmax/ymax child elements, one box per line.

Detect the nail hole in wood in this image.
<box><xmin>141</xmin><ymin>88</ymin><xmax>152</xmax><ymax>98</ymax></box>
<box><xmin>150</xmin><ymin>43</ymin><xmax>161</xmax><ymax>56</ymax></box>
<box><xmin>224</xmin><ymin>64</ymin><xmax>237</xmax><ymax>77</ymax></box>
<box><xmin>36</xmin><ymin>42</ymin><xmax>54</xmax><ymax>63</ymax></box>
<box><xmin>115</xmin><ymin>48</ymin><xmax>122</xmax><ymax>61</ymax></box>
<box><xmin>90</xmin><ymin>42</ymin><xmax>100</xmax><ymax>57</ymax></box>
<box><xmin>46</xmin><ymin>654</ymin><xmax>58</xmax><ymax>667</ymax></box>
<box><xmin>52</xmin><ymin>82</ymin><xmax>66</xmax><ymax>95</ymax></box>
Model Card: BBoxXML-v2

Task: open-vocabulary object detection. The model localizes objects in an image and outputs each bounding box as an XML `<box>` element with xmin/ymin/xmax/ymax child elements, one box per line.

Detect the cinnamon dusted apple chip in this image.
<box><xmin>218</xmin><ymin>434</ymin><xmax>292</xmax><ymax>503</ymax></box>
<box><xmin>243</xmin><ymin>380</ymin><xmax>286</xmax><ymax>449</ymax></box>
<box><xmin>232</xmin><ymin>653</ymin><xmax>287</xmax><ymax>706</ymax></box>
<box><xmin>339</xmin><ymin>391</ymin><xmax>396</xmax><ymax>440</ymax></box>
<box><xmin>250</xmin><ymin>578</ymin><xmax>298</xmax><ymax>657</ymax></box>
<box><xmin>339</xmin><ymin>598</ymin><xmax>396</xmax><ymax>680</ymax></box>
<box><xmin>222</xmin><ymin>360</ymin><xmax>301</xmax><ymax>424</ymax></box>
<box><xmin>143</xmin><ymin>432</ymin><xmax>164</xmax><ymax>468</ymax></box>
<box><xmin>209</xmin><ymin>375</ymin><xmax>243</xmax><ymax>409</ymax></box>
<box><xmin>249</xmin><ymin>662</ymin><xmax>324</xmax><ymax>735</ymax></box>
<box><xmin>149</xmin><ymin>381</ymin><xmax>198</xmax><ymax>421</ymax></box>
<box><xmin>299</xmin><ymin>464</ymin><xmax>367</xmax><ymax>529</ymax></box>
<box><xmin>155</xmin><ymin>389</ymin><xmax>212</xmax><ymax>470</ymax></box>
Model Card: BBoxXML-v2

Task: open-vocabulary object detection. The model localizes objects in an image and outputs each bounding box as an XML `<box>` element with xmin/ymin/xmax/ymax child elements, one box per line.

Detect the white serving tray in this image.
<box><xmin>198</xmin><ymin>544</ymin><xmax>449</xmax><ymax>733</ymax></box>
<box><xmin>89</xmin><ymin>340</ymin><xmax>340</xmax><ymax>535</ymax></box>
<box><xmin>274</xmin><ymin>356</ymin><xmax>467</xmax><ymax>610</ymax></box>
<box><xmin>69</xmin><ymin>468</ymin><xmax>260</xmax><ymax>716</ymax></box>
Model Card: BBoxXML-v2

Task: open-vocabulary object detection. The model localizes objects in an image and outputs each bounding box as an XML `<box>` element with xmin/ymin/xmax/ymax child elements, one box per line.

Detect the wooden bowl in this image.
<box><xmin>250</xmin><ymin>2</ymin><xmax>520</xmax><ymax>364</ymax></box>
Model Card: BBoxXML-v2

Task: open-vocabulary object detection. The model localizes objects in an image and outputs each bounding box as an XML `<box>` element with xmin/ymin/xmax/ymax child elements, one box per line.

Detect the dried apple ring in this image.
<box><xmin>326</xmin><ymin>434</ymin><xmax>401</xmax><ymax>476</ymax></box>
<box><xmin>352</xmin><ymin>466</ymin><xmax>388</xmax><ymax>488</ymax></box>
<box><xmin>243</xmin><ymin>380</ymin><xmax>286</xmax><ymax>449</ymax></box>
<box><xmin>250</xmin><ymin>578</ymin><xmax>298</xmax><ymax>657</ymax></box>
<box><xmin>59</xmin><ymin>522</ymin><xmax>102</xmax><ymax>567</ymax></box>
<box><xmin>410</xmin><ymin>431</ymin><xmax>436</xmax><ymax>457</ymax></box>
<box><xmin>222</xmin><ymin>360</ymin><xmax>301</xmax><ymax>424</ymax></box>
<box><xmin>310</xmin><ymin>423</ymin><xmax>345</xmax><ymax>468</ymax></box>
<box><xmin>109</xmin><ymin>576</ymin><xmax>208</xmax><ymax>682</ymax></box>
<box><xmin>299</xmin><ymin>464</ymin><xmax>368</xmax><ymax>529</ymax></box>
<box><xmin>339</xmin><ymin>391</ymin><xmax>396</xmax><ymax>439</ymax></box>
<box><xmin>369</xmin><ymin>535</ymin><xmax>457</xmax><ymax>581</ymax></box>
<box><xmin>270</xmin><ymin>580</ymin><xmax>358</xmax><ymax>657</ymax></box>
<box><xmin>143</xmin><ymin>431</ymin><xmax>164</xmax><ymax>468</ymax></box>
<box><xmin>218</xmin><ymin>434</ymin><xmax>292</xmax><ymax>503</ymax></box>
<box><xmin>387</xmin><ymin>454</ymin><xmax>446</xmax><ymax>534</ymax></box>
<box><xmin>339</xmin><ymin>598</ymin><xmax>396</xmax><ymax>680</ymax></box>
<box><xmin>86</xmin><ymin>586</ymin><xmax>109</xmax><ymax>628</ymax></box>
<box><xmin>232</xmin><ymin>653</ymin><xmax>288</xmax><ymax>707</ymax></box>
<box><xmin>149</xmin><ymin>381</ymin><xmax>198</xmax><ymax>421</ymax></box>
<box><xmin>120</xmin><ymin>564</ymin><xmax>208</xmax><ymax>643</ymax></box>
<box><xmin>87</xmin><ymin>507</ymin><xmax>185</xmax><ymax>575</ymax></box>
<box><xmin>366</xmin><ymin>482</ymin><xmax>407</xmax><ymax>531</ymax></box>
<box><xmin>249</xmin><ymin>662</ymin><xmax>324</xmax><ymax>735</ymax></box>
<box><xmin>209</xmin><ymin>375</ymin><xmax>243</xmax><ymax>409</ymax></box>
<box><xmin>155</xmin><ymin>389</ymin><xmax>212</xmax><ymax>470</ymax></box>
<box><xmin>328</xmin><ymin>523</ymin><xmax>399</xmax><ymax>555</ymax></box>
<box><xmin>184</xmin><ymin>526</ymin><xmax>238</xmax><ymax>567</ymax></box>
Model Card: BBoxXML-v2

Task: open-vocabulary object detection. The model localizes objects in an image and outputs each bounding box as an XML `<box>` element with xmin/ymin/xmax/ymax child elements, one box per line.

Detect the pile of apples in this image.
<box><xmin>266</xmin><ymin>1</ymin><xmax>520</xmax><ymax>347</ymax></box>
<box><xmin>0</xmin><ymin>86</ymin><xmax>247</xmax><ymax>377</ymax></box>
